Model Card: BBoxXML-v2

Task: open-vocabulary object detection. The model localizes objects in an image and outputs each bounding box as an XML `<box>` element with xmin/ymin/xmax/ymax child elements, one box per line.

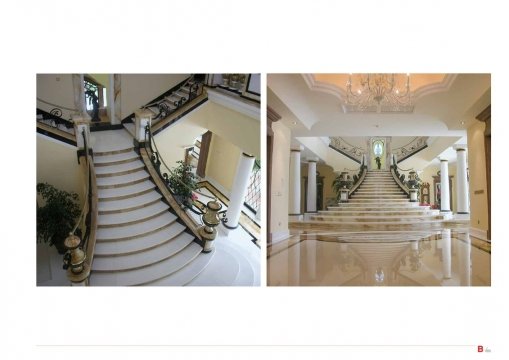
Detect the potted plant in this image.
<box><xmin>167</xmin><ymin>160</ymin><xmax>198</xmax><ymax>206</ymax></box>
<box><xmin>332</xmin><ymin>172</ymin><xmax>352</xmax><ymax>200</ymax></box>
<box><xmin>37</xmin><ymin>183</ymin><xmax>81</xmax><ymax>254</ymax></box>
<box><xmin>375</xmin><ymin>156</ymin><xmax>381</xmax><ymax>170</ymax></box>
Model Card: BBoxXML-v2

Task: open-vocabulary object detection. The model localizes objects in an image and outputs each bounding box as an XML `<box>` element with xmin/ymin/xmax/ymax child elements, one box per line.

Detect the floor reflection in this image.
<box><xmin>267</xmin><ymin>229</ymin><xmax>491</xmax><ymax>286</ymax></box>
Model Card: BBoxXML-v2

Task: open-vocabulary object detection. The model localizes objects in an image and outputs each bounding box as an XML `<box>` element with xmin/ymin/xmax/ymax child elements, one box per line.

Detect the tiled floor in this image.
<box><xmin>267</xmin><ymin>228</ymin><xmax>491</xmax><ymax>286</ymax></box>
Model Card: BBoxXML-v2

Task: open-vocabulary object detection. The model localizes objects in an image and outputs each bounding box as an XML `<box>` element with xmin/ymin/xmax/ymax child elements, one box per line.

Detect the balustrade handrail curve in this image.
<box><xmin>141</xmin><ymin>75</ymin><xmax>204</xmax><ymax>123</ymax></box>
<box><xmin>66</xmin><ymin>129</ymin><xmax>97</xmax><ymax>281</ymax></box>
<box><xmin>145</xmin><ymin>123</ymin><xmax>216</xmax><ymax>202</ymax></box>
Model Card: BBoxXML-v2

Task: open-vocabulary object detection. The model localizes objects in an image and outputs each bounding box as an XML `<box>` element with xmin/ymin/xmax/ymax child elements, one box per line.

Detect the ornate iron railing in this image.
<box><xmin>329</xmin><ymin>137</ymin><xmax>365</xmax><ymax>163</ymax></box>
<box><xmin>393</xmin><ymin>136</ymin><xmax>428</xmax><ymax>162</ymax></box>
<box><xmin>63</xmin><ymin>129</ymin><xmax>98</xmax><ymax>281</ymax></box>
<box><xmin>142</xmin><ymin>75</ymin><xmax>204</xmax><ymax>123</ymax></box>
<box><xmin>144</xmin><ymin>123</ymin><xmax>222</xmax><ymax>222</ymax></box>
<box><xmin>36</xmin><ymin>107</ymin><xmax>76</xmax><ymax>135</ymax></box>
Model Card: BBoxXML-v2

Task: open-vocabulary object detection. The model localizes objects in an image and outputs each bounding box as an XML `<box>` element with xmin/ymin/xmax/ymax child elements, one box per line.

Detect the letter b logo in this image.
<box><xmin>478</xmin><ymin>346</ymin><xmax>484</xmax><ymax>352</ymax></box>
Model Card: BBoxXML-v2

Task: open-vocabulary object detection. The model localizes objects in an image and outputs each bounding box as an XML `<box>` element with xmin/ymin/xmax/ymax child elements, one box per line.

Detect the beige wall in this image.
<box><xmin>37</xmin><ymin>74</ymin><xmax>76</xmax><ymax>115</ymax></box>
<box><xmin>467</xmin><ymin>121</ymin><xmax>489</xmax><ymax>232</ymax></box>
<box><xmin>154</xmin><ymin>118</ymin><xmax>207</xmax><ymax>168</ymax></box>
<box><xmin>36</xmin><ymin>134</ymin><xmax>85</xmax><ymax>206</ymax></box>
<box><xmin>182</xmin><ymin>102</ymin><xmax>260</xmax><ymax>158</ymax></box>
<box><xmin>205</xmin><ymin>134</ymin><xmax>242</xmax><ymax>193</ymax></box>
<box><xmin>270</xmin><ymin>121</ymin><xmax>291</xmax><ymax>239</ymax></box>
<box><xmin>120</xmin><ymin>74</ymin><xmax>190</xmax><ymax>119</ymax></box>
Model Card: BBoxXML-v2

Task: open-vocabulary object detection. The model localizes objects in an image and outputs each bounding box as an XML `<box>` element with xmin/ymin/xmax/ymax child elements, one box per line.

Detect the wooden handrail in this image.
<box><xmin>140</xmin><ymin>147</ymin><xmax>203</xmax><ymax>242</ymax></box>
<box><xmin>84</xmin><ymin>154</ymin><xmax>98</xmax><ymax>276</ymax></box>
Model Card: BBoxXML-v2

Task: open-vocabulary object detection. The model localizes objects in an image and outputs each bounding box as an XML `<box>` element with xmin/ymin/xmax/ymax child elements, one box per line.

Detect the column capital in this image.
<box><xmin>453</xmin><ymin>144</ymin><xmax>467</xmax><ymax>152</ymax></box>
<box><xmin>291</xmin><ymin>145</ymin><xmax>304</xmax><ymax>152</ymax></box>
<box><xmin>306</xmin><ymin>157</ymin><xmax>319</xmax><ymax>163</ymax></box>
<box><xmin>439</xmin><ymin>157</ymin><xmax>449</xmax><ymax>163</ymax></box>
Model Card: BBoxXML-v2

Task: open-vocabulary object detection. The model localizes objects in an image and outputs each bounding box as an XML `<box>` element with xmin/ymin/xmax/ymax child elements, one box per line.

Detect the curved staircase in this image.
<box><xmin>291</xmin><ymin>170</ymin><xmax>444</xmax><ymax>231</ymax></box>
<box><xmin>88</xmin><ymin>129</ymin><xmax>206</xmax><ymax>286</ymax></box>
<box><xmin>87</xmin><ymin>128</ymin><xmax>259</xmax><ymax>286</ymax></box>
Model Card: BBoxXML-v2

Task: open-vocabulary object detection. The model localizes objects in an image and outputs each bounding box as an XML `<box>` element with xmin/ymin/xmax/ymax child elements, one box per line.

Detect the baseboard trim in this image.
<box><xmin>470</xmin><ymin>227</ymin><xmax>488</xmax><ymax>242</ymax></box>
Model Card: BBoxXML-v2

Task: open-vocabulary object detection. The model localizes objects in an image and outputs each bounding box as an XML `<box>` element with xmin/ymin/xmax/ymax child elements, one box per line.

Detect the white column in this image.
<box><xmin>441</xmin><ymin>229</ymin><xmax>452</xmax><ymax>280</ymax></box>
<box><xmin>454</xmin><ymin>145</ymin><xmax>469</xmax><ymax>214</ymax></box>
<box><xmin>440</xmin><ymin>159</ymin><xmax>451</xmax><ymax>213</ymax></box>
<box><xmin>306</xmin><ymin>159</ymin><xmax>318</xmax><ymax>213</ymax></box>
<box><xmin>289</xmin><ymin>148</ymin><xmax>302</xmax><ymax>216</ymax></box>
<box><xmin>225</xmin><ymin>153</ymin><xmax>255</xmax><ymax>230</ymax></box>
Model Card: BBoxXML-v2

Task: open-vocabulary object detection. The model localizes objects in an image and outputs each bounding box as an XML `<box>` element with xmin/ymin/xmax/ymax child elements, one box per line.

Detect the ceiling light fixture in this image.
<box><xmin>345</xmin><ymin>73</ymin><xmax>414</xmax><ymax>113</ymax></box>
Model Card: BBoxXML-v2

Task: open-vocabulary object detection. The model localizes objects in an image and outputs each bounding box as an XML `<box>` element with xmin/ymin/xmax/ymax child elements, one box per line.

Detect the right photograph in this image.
<box><xmin>267</xmin><ymin>73</ymin><xmax>491</xmax><ymax>286</ymax></box>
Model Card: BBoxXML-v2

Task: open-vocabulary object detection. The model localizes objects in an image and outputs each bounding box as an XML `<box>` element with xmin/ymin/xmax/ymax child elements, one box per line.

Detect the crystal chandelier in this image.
<box><xmin>345</xmin><ymin>73</ymin><xmax>413</xmax><ymax>113</ymax></box>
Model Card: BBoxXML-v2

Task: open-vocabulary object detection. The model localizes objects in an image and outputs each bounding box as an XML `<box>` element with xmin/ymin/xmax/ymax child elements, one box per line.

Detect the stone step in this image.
<box><xmin>89</xmin><ymin>241</ymin><xmax>203</xmax><ymax>286</ymax></box>
<box><xmin>148</xmin><ymin>248</ymin><xmax>215</xmax><ymax>286</ymax></box>
<box><xmin>98</xmin><ymin>191</ymin><xmax>162</xmax><ymax>214</ymax></box>
<box><xmin>318</xmin><ymin>209</ymin><xmax>438</xmax><ymax>216</ymax></box>
<box><xmin>94</xmin><ymin>150</ymin><xmax>139</xmax><ymax>166</ymax></box>
<box><xmin>98</xmin><ymin>180</ymin><xmax>155</xmax><ymax>201</ymax></box>
<box><xmin>309</xmin><ymin>214</ymin><xmax>444</xmax><ymax>222</ymax></box>
<box><xmin>94</xmin><ymin>222</ymin><xmax>186</xmax><ymax>256</ymax></box>
<box><xmin>98</xmin><ymin>201</ymin><xmax>170</xmax><ymax>227</ymax></box>
<box><xmin>95</xmin><ymin>160</ymin><xmax>145</xmax><ymax>178</ymax></box>
<box><xmin>91</xmin><ymin>129</ymin><xmax>134</xmax><ymax>154</ymax></box>
<box><xmin>289</xmin><ymin>220</ymin><xmax>445</xmax><ymax>231</ymax></box>
<box><xmin>96</xmin><ymin>169</ymin><xmax>150</xmax><ymax>189</ymax></box>
<box><xmin>92</xmin><ymin>232</ymin><xmax>195</xmax><ymax>272</ymax></box>
<box><xmin>351</xmin><ymin>194</ymin><xmax>408</xmax><ymax>199</ymax></box>
<box><xmin>328</xmin><ymin>202</ymin><xmax>421</xmax><ymax>208</ymax></box>
<box><xmin>96</xmin><ymin>211</ymin><xmax>177</xmax><ymax>241</ymax></box>
<box><xmin>349</xmin><ymin>198</ymin><xmax>410</xmax><ymax>203</ymax></box>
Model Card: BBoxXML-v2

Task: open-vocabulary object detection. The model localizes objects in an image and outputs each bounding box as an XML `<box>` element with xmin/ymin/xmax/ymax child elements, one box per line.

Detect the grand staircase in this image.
<box><xmin>292</xmin><ymin>170</ymin><xmax>445</xmax><ymax>231</ymax></box>
<box><xmin>88</xmin><ymin>129</ymin><xmax>209</xmax><ymax>286</ymax></box>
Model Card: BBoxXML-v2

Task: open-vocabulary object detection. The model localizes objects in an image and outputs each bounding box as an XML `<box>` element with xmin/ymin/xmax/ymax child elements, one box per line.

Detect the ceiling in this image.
<box><xmin>268</xmin><ymin>73</ymin><xmax>491</xmax><ymax>137</ymax></box>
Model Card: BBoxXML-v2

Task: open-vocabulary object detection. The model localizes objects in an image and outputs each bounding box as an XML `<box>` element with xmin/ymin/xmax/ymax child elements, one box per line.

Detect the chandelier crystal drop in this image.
<box><xmin>345</xmin><ymin>73</ymin><xmax>414</xmax><ymax>113</ymax></box>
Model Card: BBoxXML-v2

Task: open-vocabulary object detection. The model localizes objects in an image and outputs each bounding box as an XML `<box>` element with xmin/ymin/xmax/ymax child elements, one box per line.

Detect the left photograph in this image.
<box><xmin>37</xmin><ymin>73</ymin><xmax>261</xmax><ymax>286</ymax></box>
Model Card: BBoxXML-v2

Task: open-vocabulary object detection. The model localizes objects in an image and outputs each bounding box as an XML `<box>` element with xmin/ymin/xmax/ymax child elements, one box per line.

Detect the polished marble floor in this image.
<box><xmin>267</xmin><ymin>229</ymin><xmax>491</xmax><ymax>286</ymax></box>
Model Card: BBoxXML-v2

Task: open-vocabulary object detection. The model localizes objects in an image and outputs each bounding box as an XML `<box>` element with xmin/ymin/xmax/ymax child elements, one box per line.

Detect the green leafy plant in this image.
<box><xmin>332</xmin><ymin>174</ymin><xmax>352</xmax><ymax>200</ymax></box>
<box><xmin>37</xmin><ymin>183</ymin><xmax>81</xmax><ymax>254</ymax></box>
<box><xmin>167</xmin><ymin>161</ymin><xmax>197</xmax><ymax>205</ymax></box>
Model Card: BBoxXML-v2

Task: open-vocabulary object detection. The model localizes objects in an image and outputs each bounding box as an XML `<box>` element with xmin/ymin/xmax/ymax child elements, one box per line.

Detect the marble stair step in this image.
<box><xmin>328</xmin><ymin>203</ymin><xmax>421</xmax><ymax>208</ymax></box>
<box><xmin>351</xmin><ymin>194</ymin><xmax>408</xmax><ymax>198</ymax></box>
<box><xmin>89</xmin><ymin>241</ymin><xmax>203</xmax><ymax>286</ymax></box>
<box><xmin>187</xmin><ymin>246</ymin><xmax>241</xmax><ymax>286</ymax></box>
<box><xmin>98</xmin><ymin>180</ymin><xmax>155</xmax><ymax>200</ymax></box>
<box><xmin>289</xmin><ymin>220</ymin><xmax>445</xmax><ymax>231</ymax></box>
<box><xmin>91</xmin><ymin>129</ymin><xmax>134</xmax><ymax>154</ymax></box>
<box><xmin>95</xmin><ymin>159</ymin><xmax>145</xmax><ymax>177</ymax></box>
<box><xmin>349</xmin><ymin>198</ymin><xmax>410</xmax><ymax>203</ymax></box>
<box><xmin>92</xmin><ymin>232</ymin><xmax>194</xmax><ymax>271</ymax></box>
<box><xmin>325</xmin><ymin>207</ymin><xmax>431</xmax><ymax>212</ymax></box>
<box><xmin>148</xmin><ymin>248</ymin><xmax>215</xmax><ymax>286</ymax></box>
<box><xmin>98</xmin><ymin>201</ymin><xmax>170</xmax><ymax>227</ymax></box>
<box><xmin>318</xmin><ymin>210</ymin><xmax>439</xmax><ymax>216</ymax></box>
<box><xmin>98</xmin><ymin>191</ymin><xmax>162</xmax><ymax>214</ymax></box>
<box><xmin>123</xmin><ymin>123</ymin><xmax>135</xmax><ymax>137</ymax></box>
<box><xmin>94</xmin><ymin>150</ymin><xmax>139</xmax><ymax>166</ymax></box>
<box><xmin>97</xmin><ymin>169</ymin><xmax>150</xmax><ymax>188</ymax></box>
<box><xmin>96</xmin><ymin>211</ymin><xmax>177</xmax><ymax>241</ymax></box>
<box><xmin>309</xmin><ymin>215</ymin><xmax>444</xmax><ymax>222</ymax></box>
<box><xmin>94</xmin><ymin>222</ymin><xmax>186</xmax><ymax>256</ymax></box>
